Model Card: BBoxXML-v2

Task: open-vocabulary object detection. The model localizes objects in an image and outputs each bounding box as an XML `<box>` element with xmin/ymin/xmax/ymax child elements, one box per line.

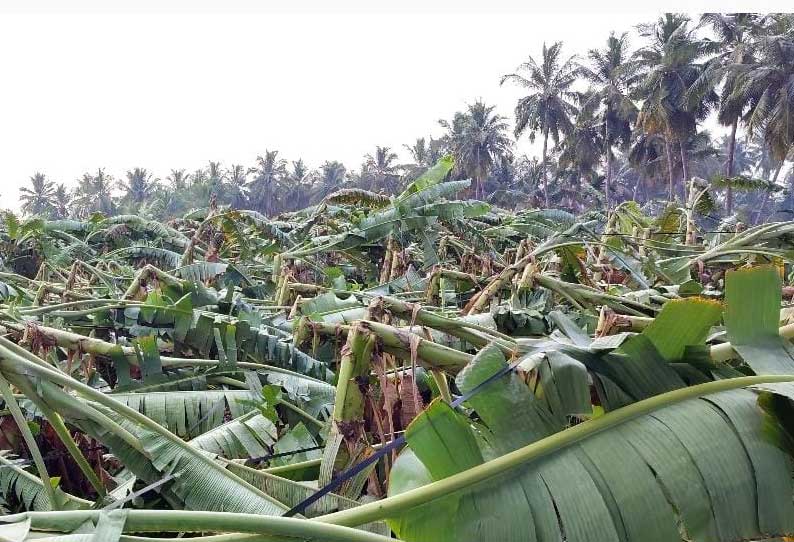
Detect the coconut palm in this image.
<box><xmin>404</xmin><ymin>138</ymin><xmax>431</xmax><ymax>168</ymax></box>
<box><xmin>739</xmin><ymin>32</ymin><xmax>794</xmax><ymax>166</ymax></box>
<box><xmin>120</xmin><ymin>168</ymin><xmax>158</xmax><ymax>209</ymax></box>
<box><xmin>94</xmin><ymin>169</ymin><xmax>116</xmax><ymax>215</ymax></box>
<box><xmin>485</xmin><ymin>155</ymin><xmax>528</xmax><ymax>207</ymax></box>
<box><xmin>250</xmin><ymin>150</ymin><xmax>287</xmax><ymax>215</ymax></box>
<box><xmin>558</xmin><ymin>92</ymin><xmax>605</xmax><ymax>197</ymax></box>
<box><xmin>51</xmin><ymin>183</ymin><xmax>71</xmax><ymax>219</ymax></box>
<box><xmin>72</xmin><ymin>169</ymin><xmax>115</xmax><ymax>217</ymax></box>
<box><xmin>160</xmin><ymin>169</ymin><xmax>191</xmax><ymax>216</ymax></box>
<box><xmin>628</xmin><ymin>132</ymin><xmax>669</xmax><ymax>201</ymax></box>
<box><xmin>515</xmin><ymin>156</ymin><xmax>544</xmax><ymax>194</ymax></box>
<box><xmin>440</xmin><ymin>101</ymin><xmax>512</xmax><ymax>199</ymax></box>
<box><xmin>319</xmin><ymin>161</ymin><xmax>347</xmax><ymax>196</ymax></box>
<box><xmin>166</xmin><ymin>169</ymin><xmax>189</xmax><ymax>192</ymax></box>
<box><xmin>681</xmin><ymin>130</ymin><xmax>721</xmax><ymax>180</ymax></box>
<box><xmin>696</xmin><ymin>13</ymin><xmax>763</xmax><ymax>213</ymax></box>
<box><xmin>404</xmin><ymin>137</ymin><xmax>444</xmax><ymax>171</ymax></box>
<box><xmin>281</xmin><ymin>159</ymin><xmax>315</xmax><ymax>210</ymax></box>
<box><xmin>190</xmin><ymin>168</ymin><xmax>208</xmax><ymax>189</ymax></box>
<box><xmin>289</xmin><ymin>159</ymin><xmax>311</xmax><ymax>186</ymax></box>
<box><xmin>634</xmin><ymin>14</ymin><xmax>717</xmax><ymax>201</ymax></box>
<box><xmin>580</xmin><ymin>32</ymin><xmax>640</xmax><ymax>208</ymax></box>
<box><xmin>225</xmin><ymin>164</ymin><xmax>249</xmax><ymax>209</ymax></box>
<box><xmin>19</xmin><ymin>173</ymin><xmax>56</xmax><ymax>217</ymax></box>
<box><xmin>206</xmin><ymin>161</ymin><xmax>226</xmax><ymax>197</ymax></box>
<box><xmin>501</xmin><ymin>42</ymin><xmax>578</xmax><ymax>207</ymax></box>
<box><xmin>363</xmin><ymin>146</ymin><xmax>400</xmax><ymax>192</ymax></box>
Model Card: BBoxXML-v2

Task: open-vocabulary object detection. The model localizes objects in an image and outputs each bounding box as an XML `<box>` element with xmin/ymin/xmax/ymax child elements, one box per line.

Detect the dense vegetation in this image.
<box><xmin>4</xmin><ymin>10</ymin><xmax>794</xmax><ymax>542</ymax></box>
<box><xmin>12</xmin><ymin>13</ymin><xmax>794</xmax><ymax>222</ymax></box>
<box><xmin>2</xmin><ymin>154</ymin><xmax>794</xmax><ymax>540</ymax></box>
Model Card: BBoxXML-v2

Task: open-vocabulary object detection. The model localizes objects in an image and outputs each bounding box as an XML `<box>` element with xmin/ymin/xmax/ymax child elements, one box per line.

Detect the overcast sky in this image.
<box><xmin>0</xmin><ymin>1</ymin><xmax>781</xmax><ymax>210</ymax></box>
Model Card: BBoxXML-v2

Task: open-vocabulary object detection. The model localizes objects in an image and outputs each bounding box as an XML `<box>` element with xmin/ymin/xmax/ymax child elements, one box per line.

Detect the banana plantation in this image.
<box><xmin>2</xmin><ymin>157</ymin><xmax>794</xmax><ymax>541</ymax></box>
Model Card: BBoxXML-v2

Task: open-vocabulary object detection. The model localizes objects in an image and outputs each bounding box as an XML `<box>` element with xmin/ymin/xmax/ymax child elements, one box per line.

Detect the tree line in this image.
<box><xmin>16</xmin><ymin>13</ymin><xmax>794</xmax><ymax>222</ymax></box>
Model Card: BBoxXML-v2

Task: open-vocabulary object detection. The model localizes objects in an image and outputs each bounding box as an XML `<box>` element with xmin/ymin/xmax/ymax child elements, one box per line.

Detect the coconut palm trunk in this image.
<box><xmin>604</xmin><ymin>127</ymin><xmax>611</xmax><ymax>209</ymax></box>
<box><xmin>476</xmin><ymin>146</ymin><xmax>482</xmax><ymax>199</ymax></box>
<box><xmin>755</xmin><ymin>160</ymin><xmax>785</xmax><ymax>223</ymax></box>
<box><xmin>664</xmin><ymin>136</ymin><xmax>675</xmax><ymax>201</ymax></box>
<box><xmin>679</xmin><ymin>139</ymin><xmax>690</xmax><ymax>202</ymax></box>
<box><xmin>726</xmin><ymin>120</ymin><xmax>738</xmax><ymax>214</ymax></box>
<box><xmin>632</xmin><ymin>173</ymin><xmax>642</xmax><ymax>202</ymax></box>
<box><xmin>542</xmin><ymin>127</ymin><xmax>550</xmax><ymax>207</ymax></box>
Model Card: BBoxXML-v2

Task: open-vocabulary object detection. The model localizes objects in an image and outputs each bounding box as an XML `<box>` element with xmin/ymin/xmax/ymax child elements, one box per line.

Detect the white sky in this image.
<box><xmin>0</xmin><ymin>1</ymin><xmax>786</xmax><ymax>210</ymax></box>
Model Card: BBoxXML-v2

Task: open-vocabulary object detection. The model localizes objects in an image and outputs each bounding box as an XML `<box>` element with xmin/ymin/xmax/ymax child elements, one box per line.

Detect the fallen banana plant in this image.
<box><xmin>2</xmin><ymin>159</ymin><xmax>794</xmax><ymax>540</ymax></box>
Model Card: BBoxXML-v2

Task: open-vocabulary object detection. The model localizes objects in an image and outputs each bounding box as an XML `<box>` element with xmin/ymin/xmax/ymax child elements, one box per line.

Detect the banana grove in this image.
<box><xmin>1</xmin><ymin>159</ymin><xmax>794</xmax><ymax>541</ymax></box>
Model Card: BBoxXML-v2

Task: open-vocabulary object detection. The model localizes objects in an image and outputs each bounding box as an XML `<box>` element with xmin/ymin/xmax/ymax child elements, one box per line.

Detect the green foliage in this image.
<box><xmin>5</xmin><ymin>14</ymin><xmax>794</xmax><ymax>536</ymax></box>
